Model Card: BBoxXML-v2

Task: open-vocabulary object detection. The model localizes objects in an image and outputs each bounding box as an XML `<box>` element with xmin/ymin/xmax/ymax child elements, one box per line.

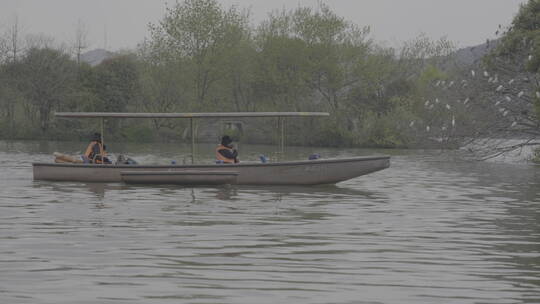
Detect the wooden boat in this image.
<box><xmin>32</xmin><ymin>112</ymin><xmax>390</xmax><ymax>185</ymax></box>
<box><xmin>33</xmin><ymin>156</ymin><xmax>389</xmax><ymax>185</ymax></box>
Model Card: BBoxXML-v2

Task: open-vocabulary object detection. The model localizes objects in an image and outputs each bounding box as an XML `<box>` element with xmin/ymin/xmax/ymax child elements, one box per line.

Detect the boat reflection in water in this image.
<box><xmin>32</xmin><ymin>180</ymin><xmax>378</xmax><ymax>203</ymax></box>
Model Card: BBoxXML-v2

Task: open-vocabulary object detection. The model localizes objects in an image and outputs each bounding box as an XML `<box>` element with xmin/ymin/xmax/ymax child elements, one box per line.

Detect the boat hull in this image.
<box><xmin>32</xmin><ymin>156</ymin><xmax>390</xmax><ymax>185</ymax></box>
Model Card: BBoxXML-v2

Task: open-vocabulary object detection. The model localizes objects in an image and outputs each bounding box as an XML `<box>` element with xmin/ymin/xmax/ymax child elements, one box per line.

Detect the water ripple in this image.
<box><xmin>1</xmin><ymin>142</ymin><xmax>539</xmax><ymax>304</ymax></box>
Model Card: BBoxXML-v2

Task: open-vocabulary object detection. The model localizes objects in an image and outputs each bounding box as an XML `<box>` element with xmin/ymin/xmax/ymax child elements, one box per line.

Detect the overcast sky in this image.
<box><xmin>0</xmin><ymin>0</ymin><xmax>528</xmax><ymax>51</ymax></box>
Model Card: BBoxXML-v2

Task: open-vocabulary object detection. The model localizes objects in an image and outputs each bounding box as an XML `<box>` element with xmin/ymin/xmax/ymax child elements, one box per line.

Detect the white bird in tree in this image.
<box><xmin>518</xmin><ymin>91</ymin><xmax>525</xmax><ymax>98</ymax></box>
<box><xmin>508</xmin><ymin>79</ymin><xmax>515</xmax><ymax>85</ymax></box>
<box><xmin>435</xmin><ymin>98</ymin><xmax>440</xmax><ymax>104</ymax></box>
<box><xmin>511</xmin><ymin>121</ymin><xmax>517</xmax><ymax>127</ymax></box>
<box><xmin>471</xmin><ymin>70</ymin><xmax>476</xmax><ymax>77</ymax></box>
<box><xmin>409</xmin><ymin>121</ymin><xmax>415</xmax><ymax>127</ymax></box>
<box><xmin>505</xmin><ymin>96</ymin><xmax>512</xmax><ymax>102</ymax></box>
<box><xmin>464</xmin><ymin>98</ymin><xmax>470</xmax><ymax>104</ymax></box>
<box><xmin>424</xmin><ymin>100</ymin><xmax>430</xmax><ymax>107</ymax></box>
<box><xmin>496</xmin><ymin>85</ymin><xmax>504</xmax><ymax>92</ymax></box>
<box><xmin>484</xmin><ymin>71</ymin><xmax>489</xmax><ymax>77</ymax></box>
<box><xmin>503</xmin><ymin>111</ymin><xmax>509</xmax><ymax>117</ymax></box>
<box><xmin>536</xmin><ymin>92</ymin><xmax>540</xmax><ymax>98</ymax></box>
<box><xmin>452</xmin><ymin>116</ymin><xmax>456</xmax><ymax>127</ymax></box>
<box><xmin>495</xmin><ymin>101</ymin><xmax>501</xmax><ymax>106</ymax></box>
<box><xmin>446</xmin><ymin>104</ymin><xmax>451</xmax><ymax>110</ymax></box>
<box><xmin>529</xmin><ymin>55</ymin><xmax>533</xmax><ymax>61</ymax></box>
<box><xmin>426</xmin><ymin>126</ymin><xmax>431</xmax><ymax>132</ymax></box>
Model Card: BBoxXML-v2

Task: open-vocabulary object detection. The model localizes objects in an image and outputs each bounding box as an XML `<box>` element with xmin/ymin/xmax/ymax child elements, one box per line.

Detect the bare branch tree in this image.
<box><xmin>74</xmin><ymin>19</ymin><xmax>89</xmax><ymax>65</ymax></box>
<box><xmin>5</xmin><ymin>15</ymin><xmax>24</xmax><ymax>62</ymax></box>
<box><xmin>424</xmin><ymin>47</ymin><xmax>540</xmax><ymax>160</ymax></box>
<box><xmin>0</xmin><ymin>28</ymin><xmax>8</xmax><ymax>64</ymax></box>
<box><xmin>25</xmin><ymin>33</ymin><xmax>55</xmax><ymax>49</ymax></box>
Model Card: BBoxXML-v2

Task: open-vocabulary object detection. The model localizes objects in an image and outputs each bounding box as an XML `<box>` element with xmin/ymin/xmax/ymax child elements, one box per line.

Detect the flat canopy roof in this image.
<box><xmin>55</xmin><ymin>112</ymin><xmax>330</xmax><ymax>118</ymax></box>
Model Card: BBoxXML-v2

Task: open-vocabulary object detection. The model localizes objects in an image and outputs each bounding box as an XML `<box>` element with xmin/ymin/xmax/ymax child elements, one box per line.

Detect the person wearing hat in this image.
<box><xmin>216</xmin><ymin>135</ymin><xmax>239</xmax><ymax>164</ymax></box>
<box><xmin>83</xmin><ymin>132</ymin><xmax>111</xmax><ymax>164</ymax></box>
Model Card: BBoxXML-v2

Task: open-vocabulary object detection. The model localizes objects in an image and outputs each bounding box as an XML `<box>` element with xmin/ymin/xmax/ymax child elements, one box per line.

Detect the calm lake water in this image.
<box><xmin>1</xmin><ymin>140</ymin><xmax>539</xmax><ymax>304</ymax></box>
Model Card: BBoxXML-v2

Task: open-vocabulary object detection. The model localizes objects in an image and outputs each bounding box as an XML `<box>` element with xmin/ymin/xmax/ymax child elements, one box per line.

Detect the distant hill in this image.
<box><xmin>452</xmin><ymin>39</ymin><xmax>499</xmax><ymax>66</ymax></box>
<box><xmin>80</xmin><ymin>49</ymin><xmax>115</xmax><ymax>66</ymax></box>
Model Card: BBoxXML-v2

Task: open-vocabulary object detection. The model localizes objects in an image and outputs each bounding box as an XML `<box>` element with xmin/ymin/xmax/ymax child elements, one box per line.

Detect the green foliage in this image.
<box><xmin>252</xmin><ymin>35</ymin><xmax>311</xmax><ymax>109</ymax></box>
<box><xmin>535</xmin><ymin>94</ymin><xmax>540</xmax><ymax>120</ymax></box>
<box><xmin>533</xmin><ymin>147</ymin><xmax>540</xmax><ymax>163</ymax></box>
<box><xmin>14</xmin><ymin>48</ymin><xmax>78</xmax><ymax>133</ymax></box>
<box><xmin>306</xmin><ymin>118</ymin><xmax>355</xmax><ymax>147</ymax></box>
<box><xmin>479</xmin><ymin>0</ymin><xmax>540</xmax><ymax>147</ymax></box>
<box><xmin>513</xmin><ymin>0</ymin><xmax>540</xmax><ymax>32</ymax></box>
<box><xmin>148</xmin><ymin>0</ymin><xmax>250</xmax><ymax>109</ymax></box>
<box><xmin>92</xmin><ymin>55</ymin><xmax>140</xmax><ymax>112</ymax></box>
<box><xmin>417</xmin><ymin>65</ymin><xmax>448</xmax><ymax>89</ymax></box>
<box><xmin>357</xmin><ymin>104</ymin><xmax>416</xmax><ymax>148</ymax></box>
<box><xmin>0</xmin><ymin>0</ymin><xmax>460</xmax><ymax>148</ymax></box>
<box><xmin>494</xmin><ymin>0</ymin><xmax>540</xmax><ymax>72</ymax></box>
<box><xmin>120</xmin><ymin>123</ymin><xmax>156</xmax><ymax>143</ymax></box>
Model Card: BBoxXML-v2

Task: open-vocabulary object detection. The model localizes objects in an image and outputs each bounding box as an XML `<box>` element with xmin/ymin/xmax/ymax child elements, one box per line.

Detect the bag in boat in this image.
<box><xmin>116</xmin><ymin>154</ymin><xmax>138</xmax><ymax>165</ymax></box>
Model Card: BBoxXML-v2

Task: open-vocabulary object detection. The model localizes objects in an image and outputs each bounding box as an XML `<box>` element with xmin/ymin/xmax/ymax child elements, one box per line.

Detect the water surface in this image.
<box><xmin>1</xmin><ymin>141</ymin><xmax>539</xmax><ymax>304</ymax></box>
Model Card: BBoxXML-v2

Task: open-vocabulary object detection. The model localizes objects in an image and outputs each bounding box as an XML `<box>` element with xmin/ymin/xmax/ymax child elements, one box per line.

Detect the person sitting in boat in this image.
<box><xmin>83</xmin><ymin>132</ymin><xmax>111</xmax><ymax>164</ymax></box>
<box><xmin>216</xmin><ymin>135</ymin><xmax>239</xmax><ymax>164</ymax></box>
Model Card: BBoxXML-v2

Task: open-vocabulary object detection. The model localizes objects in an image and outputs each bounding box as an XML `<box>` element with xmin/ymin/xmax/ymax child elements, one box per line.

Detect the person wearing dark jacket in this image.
<box><xmin>216</xmin><ymin>135</ymin><xmax>239</xmax><ymax>164</ymax></box>
<box><xmin>84</xmin><ymin>132</ymin><xmax>111</xmax><ymax>164</ymax></box>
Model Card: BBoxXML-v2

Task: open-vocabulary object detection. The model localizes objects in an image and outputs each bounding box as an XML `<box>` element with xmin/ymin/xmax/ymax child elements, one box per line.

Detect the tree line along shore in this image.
<box><xmin>0</xmin><ymin>0</ymin><xmax>539</xmax><ymax>158</ymax></box>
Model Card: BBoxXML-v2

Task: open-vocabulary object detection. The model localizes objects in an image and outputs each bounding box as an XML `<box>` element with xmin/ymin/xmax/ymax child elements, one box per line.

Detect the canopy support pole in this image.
<box><xmin>100</xmin><ymin>118</ymin><xmax>105</xmax><ymax>146</ymax></box>
<box><xmin>281</xmin><ymin>117</ymin><xmax>285</xmax><ymax>156</ymax></box>
<box><xmin>279</xmin><ymin>117</ymin><xmax>285</xmax><ymax>156</ymax></box>
<box><xmin>190</xmin><ymin>118</ymin><xmax>195</xmax><ymax>164</ymax></box>
<box><xmin>100</xmin><ymin>118</ymin><xmax>105</xmax><ymax>165</ymax></box>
